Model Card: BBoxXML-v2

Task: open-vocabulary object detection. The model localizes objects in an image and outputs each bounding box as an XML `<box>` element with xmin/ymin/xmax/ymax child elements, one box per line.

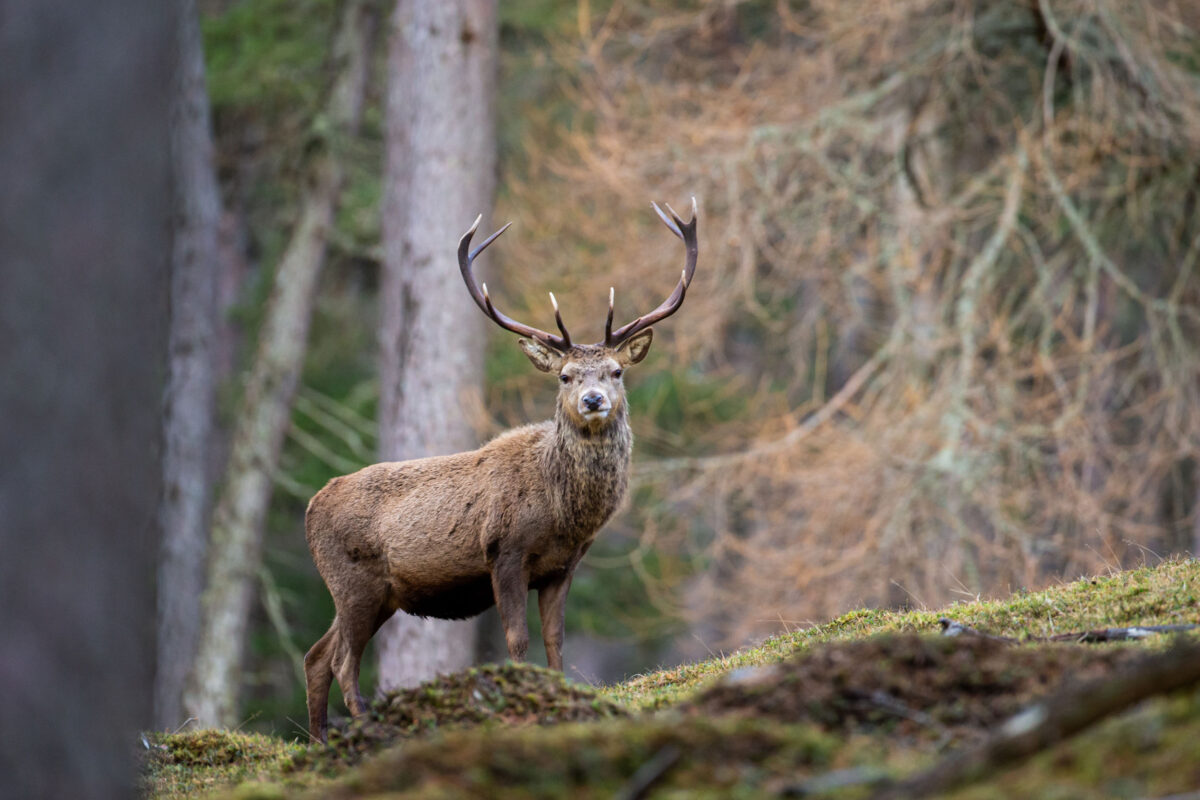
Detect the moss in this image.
<box><xmin>606</xmin><ymin>557</ymin><xmax>1200</xmax><ymax>710</ymax></box>
<box><xmin>950</xmin><ymin>689</ymin><xmax>1200</xmax><ymax>800</ymax></box>
<box><xmin>313</xmin><ymin>717</ymin><xmax>845</xmax><ymax>800</ymax></box>
<box><xmin>687</xmin><ymin>634</ymin><xmax>1145</xmax><ymax>743</ymax></box>
<box><xmin>299</xmin><ymin>662</ymin><xmax>627</xmax><ymax>769</ymax></box>
<box><xmin>141</xmin><ymin>730</ymin><xmax>308</xmax><ymax>799</ymax></box>
<box><xmin>149</xmin><ymin>558</ymin><xmax>1200</xmax><ymax>799</ymax></box>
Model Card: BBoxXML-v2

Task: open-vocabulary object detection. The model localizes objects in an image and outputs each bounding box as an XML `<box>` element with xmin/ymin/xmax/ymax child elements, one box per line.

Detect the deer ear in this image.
<box><xmin>518</xmin><ymin>338</ymin><xmax>563</xmax><ymax>373</ymax></box>
<box><xmin>616</xmin><ymin>328</ymin><xmax>653</xmax><ymax>365</ymax></box>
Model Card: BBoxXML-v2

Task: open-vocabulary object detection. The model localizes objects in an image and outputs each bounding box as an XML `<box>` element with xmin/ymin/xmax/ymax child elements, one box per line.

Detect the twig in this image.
<box><xmin>286</xmin><ymin>421</ymin><xmax>364</xmax><ymax>474</ymax></box>
<box><xmin>258</xmin><ymin>566</ymin><xmax>307</xmax><ymax>688</ymax></box>
<box><xmin>1048</xmin><ymin>624</ymin><xmax>1199</xmax><ymax>643</ymax></box>
<box><xmin>634</xmin><ymin>329</ymin><xmax>898</xmax><ymax>480</ymax></box>
<box><xmin>867</xmin><ymin>637</ymin><xmax>1200</xmax><ymax>800</ymax></box>
<box><xmin>937</xmin><ymin>618</ymin><xmax>1018</xmax><ymax>643</ymax></box>
<box><xmin>864</xmin><ymin>690</ymin><xmax>954</xmax><ymax>750</ymax></box>
<box><xmin>615</xmin><ymin>745</ymin><xmax>682</xmax><ymax>800</ymax></box>
<box><xmin>782</xmin><ymin>766</ymin><xmax>892</xmax><ymax>797</ymax></box>
<box><xmin>293</xmin><ymin>390</ymin><xmax>375</xmax><ymax>463</ymax></box>
<box><xmin>1043</xmin><ymin>159</ymin><xmax>1200</xmax><ymax>324</ymax></box>
<box><xmin>938</xmin><ymin>617</ymin><xmax>1198</xmax><ymax>644</ymax></box>
<box><xmin>170</xmin><ymin>717</ymin><xmax>199</xmax><ymax>735</ymax></box>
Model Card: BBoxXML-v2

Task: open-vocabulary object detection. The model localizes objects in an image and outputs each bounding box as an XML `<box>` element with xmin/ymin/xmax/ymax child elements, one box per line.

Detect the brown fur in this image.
<box><xmin>303</xmin><ymin>333</ymin><xmax>652</xmax><ymax>742</ymax></box>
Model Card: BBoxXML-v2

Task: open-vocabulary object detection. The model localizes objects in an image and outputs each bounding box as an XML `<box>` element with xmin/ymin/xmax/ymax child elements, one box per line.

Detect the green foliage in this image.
<box><xmin>499</xmin><ymin>0</ymin><xmax>585</xmax><ymax>35</ymax></box>
<box><xmin>627</xmin><ymin>363</ymin><xmax>751</xmax><ymax>457</ymax></box>
<box><xmin>203</xmin><ymin>0</ymin><xmax>338</xmax><ymax>114</ymax></box>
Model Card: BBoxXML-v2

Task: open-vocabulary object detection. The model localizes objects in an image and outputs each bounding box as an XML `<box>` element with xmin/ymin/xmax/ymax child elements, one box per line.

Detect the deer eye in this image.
<box><xmin>612</xmin><ymin>369</ymin><xmax>623</xmax><ymax>379</ymax></box>
<box><xmin>559</xmin><ymin>374</ymin><xmax>570</xmax><ymax>384</ymax></box>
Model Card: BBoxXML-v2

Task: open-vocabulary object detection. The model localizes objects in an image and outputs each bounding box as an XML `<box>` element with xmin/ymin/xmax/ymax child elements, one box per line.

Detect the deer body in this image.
<box><xmin>304</xmin><ymin>201</ymin><xmax>696</xmax><ymax>742</ymax></box>
<box><xmin>306</xmin><ymin>376</ymin><xmax>632</xmax><ymax>620</ymax></box>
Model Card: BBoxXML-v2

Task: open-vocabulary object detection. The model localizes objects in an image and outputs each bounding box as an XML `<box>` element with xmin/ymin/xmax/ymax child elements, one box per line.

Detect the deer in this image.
<box><xmin>302</xmin><ymin>199</ymin><xmax>698</xmax><ymax>742</ymax></box>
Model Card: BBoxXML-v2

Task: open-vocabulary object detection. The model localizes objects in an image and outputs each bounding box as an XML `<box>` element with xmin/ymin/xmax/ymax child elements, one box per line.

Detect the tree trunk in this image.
<box><xmin>0</xmin><ymin>0</ymin><xmax>172</xmax><ymax>794</ymax></box>
<box><xmin>156</xmin><ymin>0</ymin><xmax>223</xmax><ymax>731</ymax></box>
<box><xmin>376</xmin><ymin>0</ymin><xmax>498</xmax><ymax>690</ymax></box>
<box><xmin>183</xmin><ymin>0</ymin><xmax>377</xmax><ymax>728</ymax></box>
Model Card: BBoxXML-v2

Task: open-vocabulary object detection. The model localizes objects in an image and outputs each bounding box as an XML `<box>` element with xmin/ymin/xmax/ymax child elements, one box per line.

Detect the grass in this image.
<box><xmin>139</xmin><ymin>729</ymin><xmax>308</xmax><ymax>800</ymax></box>
<box><xmin>142</xmin><ymin>557</ymin><xmax>1200</xmax><ymax>799</ymax></box>
<box><xmin>606</xmin><ymin>557</ymin><xmax>1199</xmax><ymax>710</ymax></box>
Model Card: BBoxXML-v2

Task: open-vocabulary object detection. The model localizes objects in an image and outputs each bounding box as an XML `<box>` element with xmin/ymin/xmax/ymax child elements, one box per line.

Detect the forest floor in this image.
<box><xmin>142</xmin><ymin>557</ymin><xmax>1200</xmax><ymax>799</ymax></box>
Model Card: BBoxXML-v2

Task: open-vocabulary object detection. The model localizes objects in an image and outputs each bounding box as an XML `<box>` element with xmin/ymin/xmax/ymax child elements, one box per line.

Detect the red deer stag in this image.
<box><xmin>303</xmin><ymin>199</ymin><xmax>698</xmax><ymax>742</ymax></box>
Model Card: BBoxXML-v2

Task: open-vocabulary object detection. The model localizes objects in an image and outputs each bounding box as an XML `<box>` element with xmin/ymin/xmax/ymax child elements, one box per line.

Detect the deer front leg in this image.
<box><xmin>537</xmin><ymin>570</ymin><xmax>574</xmax><ymax>672</ymax></box>
<box><xmin>490</xmin><ymin>553</ymin><xmax>530</xmax><ymax>661</ymax></box>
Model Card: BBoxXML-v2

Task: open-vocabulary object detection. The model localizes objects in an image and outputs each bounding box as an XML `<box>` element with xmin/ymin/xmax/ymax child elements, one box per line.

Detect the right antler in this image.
<box><xmin>458</xmin><ymin>215</ymin><xmax>573</xmax><ymax>352</ymax></box>
<box><xmin>605</xmin><ymin>197</ymin><xmax>698</xmax><ymax>347</ymax></box>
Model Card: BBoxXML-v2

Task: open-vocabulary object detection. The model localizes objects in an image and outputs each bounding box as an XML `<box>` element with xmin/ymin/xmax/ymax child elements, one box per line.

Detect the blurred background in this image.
<box><xmin>154</xmin><ymin>0</ymin><xmax>1200</xmax><ymax>737</ymax></box>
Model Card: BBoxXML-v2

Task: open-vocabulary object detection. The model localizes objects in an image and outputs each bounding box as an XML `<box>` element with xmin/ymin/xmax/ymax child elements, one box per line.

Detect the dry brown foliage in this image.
<box><xmin>488</xmin><ymin>0</ymin><xmax>1200</xmax><ymax>649</ymax></box>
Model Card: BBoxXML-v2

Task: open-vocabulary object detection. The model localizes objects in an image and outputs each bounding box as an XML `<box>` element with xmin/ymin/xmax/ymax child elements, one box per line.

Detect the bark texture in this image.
<box><xmin>157</xmin><ymin>0</ymin><xmax>223</xmax><ymax>730</ymax></box>
<box><xmin>376</xmin><ymin>0</ymin><xmax>499</xmax><ymax>689</ymax></box>
<box><xmin>0</xmin><ymin>0</ymin><xmax>172</xmax><ymax>794</ymax></box>
<box><xmin>184</xmin><ymin>0</ymin><xmax>377</xmax><ymax>727</ymax></box>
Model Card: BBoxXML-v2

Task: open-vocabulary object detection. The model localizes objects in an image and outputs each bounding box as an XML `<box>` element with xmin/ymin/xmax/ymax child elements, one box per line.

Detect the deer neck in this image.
<box><xmin>542</xmin><ymin>404</ymin><xmax>632</xmax><ymax>536</ymax></box>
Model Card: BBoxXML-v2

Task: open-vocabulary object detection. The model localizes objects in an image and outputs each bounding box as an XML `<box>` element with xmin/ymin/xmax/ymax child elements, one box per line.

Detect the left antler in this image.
<box><xmin>457</xmin><ymin>215</ymin><xmax>573</xmax><ymax>351</ymax></box>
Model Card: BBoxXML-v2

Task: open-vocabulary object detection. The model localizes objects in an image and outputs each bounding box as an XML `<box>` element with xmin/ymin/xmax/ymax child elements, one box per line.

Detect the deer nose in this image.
<box><xmin>582</xmin><ymin>391</ymin><xmax>606</xmax><ymax>411</ymax></box>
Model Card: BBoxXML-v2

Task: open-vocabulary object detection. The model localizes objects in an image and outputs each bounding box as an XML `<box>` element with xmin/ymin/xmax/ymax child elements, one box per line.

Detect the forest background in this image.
<box><xmin>163</xmin><ymin>0</ymin><xmax>1200</xmax><ymax>736</ymax></box>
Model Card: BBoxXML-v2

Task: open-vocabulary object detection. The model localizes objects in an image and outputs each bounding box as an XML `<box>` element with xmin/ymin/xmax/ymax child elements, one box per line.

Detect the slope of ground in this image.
<box><xmin>687</xmin><ymin>634</ymin><xmax>1145</xmax><ymax>745</ymax></box>
<box><xmin>141</xmin><ymin>558</ymin><xmax>1200</xmax><ymax>799</ymax></box>
<box><xmin>608</xmin><ymin>556</ymin><xmax>1200</xmax><ymax>710</ymax></box>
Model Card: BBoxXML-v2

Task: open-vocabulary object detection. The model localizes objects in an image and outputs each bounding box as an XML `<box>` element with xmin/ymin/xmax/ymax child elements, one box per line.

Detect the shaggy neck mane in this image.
<box><xmin>541</xmin><ymin>403</ymin><xmax>633</xmax><ymax>534</ymax></box>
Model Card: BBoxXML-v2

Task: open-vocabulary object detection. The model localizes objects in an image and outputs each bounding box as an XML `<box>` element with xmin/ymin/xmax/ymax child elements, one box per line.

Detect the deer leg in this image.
<box><xmin>490</xmin><ymin>554</ymin><xmax>530</xmax><ymax>661</ymax></box>
<box><xmin>537</xmin><ymin>572</ymin><xmax>575</xmax><ymax>672</ymax></box>
<box><xmin>331</xmin><ymin>599</ymin><xmax>385</xmax><ymax>718</ymax></box>
<box><xmin>304</xmin><ymin>620</ymin><xmax>338</xmax><ymax>743</ymax></box>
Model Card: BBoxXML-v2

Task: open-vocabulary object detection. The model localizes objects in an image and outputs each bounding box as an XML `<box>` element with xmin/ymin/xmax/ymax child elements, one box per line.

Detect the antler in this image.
<box><xmin>458</xmin><ymin>215</ymin><xmax>572</xmax><ymax>351</ymax></box>
<box><xmin>605</xmin><ymin>196</ymin><xmax>699</xmax><ymax>347</ymax></box>
<box><xmin>458</xmin><ymin>199</ymin><xmax>698</xmax><ymax>351</ymax></box>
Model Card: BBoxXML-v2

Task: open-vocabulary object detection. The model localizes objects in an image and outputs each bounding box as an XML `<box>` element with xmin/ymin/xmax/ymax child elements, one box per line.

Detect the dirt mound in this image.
<box><xmin>309</xmin><ymin>662</ymin><xmax>628</xmax><ymax>767</ymax></box>
<box><xmin>144</xmin><ymin>729</ymin><xmax>292</xmax><ymax>769</ymax></box>
<box><xmin>688</xmin><ymin>634</ymin><xmax>1143</xmax><ymax>743</ymax></box>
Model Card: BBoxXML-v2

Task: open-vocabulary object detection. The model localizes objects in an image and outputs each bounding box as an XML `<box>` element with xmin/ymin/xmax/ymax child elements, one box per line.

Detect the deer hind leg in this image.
<box><xmin>304</xmin><ymin>620</ymin><xmax>338</xmax><ymax>743</ymax></box>
<box><xmin>332</xmin><ymin>598</ymin><xmax>394</xmax><ymax>718</ymax></box>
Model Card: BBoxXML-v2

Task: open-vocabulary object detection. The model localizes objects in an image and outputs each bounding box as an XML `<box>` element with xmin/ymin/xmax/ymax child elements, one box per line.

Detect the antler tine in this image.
<box><xmin>548</xmin><ymin>292</ymin><xmax>572</xmax><ymax>347</ymax></box>
<box><xmin>469</xmin><ymin>221</ymin><xmax>512</xmax><ymax>262</ymax></box>
<box><xmin>604</xmin><ymin>198</ymin><xmax>699</xmax><ymax>346</ymax></box>
<box><xmin>652</xmin><ymin>201</ymin><xmax>682</xmax><ymax>239</ymax></box>
<box><xmin>458</xmin><ymin>216</ymin><xmax>571</xmax><ymax>351</ymax></box>
<box><xmin>604</xmin><ymin>287</ymin><xmax>615</xmax><ymax>344</ymax></box>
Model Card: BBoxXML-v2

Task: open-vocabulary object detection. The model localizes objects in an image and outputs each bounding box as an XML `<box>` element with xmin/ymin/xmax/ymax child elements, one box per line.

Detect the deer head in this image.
<box><xmin>458</xmin><ymin>199</ymin><xmax>698</xmax><ymax>433</ymax></box>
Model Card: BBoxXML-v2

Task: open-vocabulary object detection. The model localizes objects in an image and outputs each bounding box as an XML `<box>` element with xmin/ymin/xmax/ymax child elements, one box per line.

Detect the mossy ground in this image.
<box><xmin>142</xmin><ymin>557</ymin><xmax>1200</xmax><ymax>799</ymax></box>
<box><xmin>302</xmin><ymin>662</ymin><xmax>627</xmax><ymax>769</ymax></box>
<box><xmin>687</xmin><ymin>634</ymin><xmax>1146</xmax><ymax>744</ymax></box>
<box><xmin>139</xmin><ymin>729</ymin><xmax>308</xmax><ymax>800</ymax></box>
<box><xmin>607</xmin><ymin>556</ymin><xmax>1200</xmax><ymax>710</ymax></box>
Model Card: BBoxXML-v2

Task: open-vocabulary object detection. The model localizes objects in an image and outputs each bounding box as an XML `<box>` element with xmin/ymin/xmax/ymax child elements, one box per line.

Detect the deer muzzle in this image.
<box><xmin>579</xmin><ymin>389</ymin><xmax>611</xmax><ymax>418</ymax></box>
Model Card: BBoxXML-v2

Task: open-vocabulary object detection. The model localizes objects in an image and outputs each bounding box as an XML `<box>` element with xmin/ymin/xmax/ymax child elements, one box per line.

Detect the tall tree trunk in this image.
<box><xmin>184</xmin><ymin>0</ymin><xmax>377</xmax><ymax>727</ymax></box>
<box><xmin>157</xmin><ymin>0</ymin><xmax>223</xmax><ymax>731</ymax></box>
<box><xmin>0</xmin><ymin>1</ymin><xmax>172</xmax><ymax>794</ymax></box>
<box><xmin>376</xmin><ymin>0</ymin><xmax>498</xmax><ymax>689</ymax></box>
